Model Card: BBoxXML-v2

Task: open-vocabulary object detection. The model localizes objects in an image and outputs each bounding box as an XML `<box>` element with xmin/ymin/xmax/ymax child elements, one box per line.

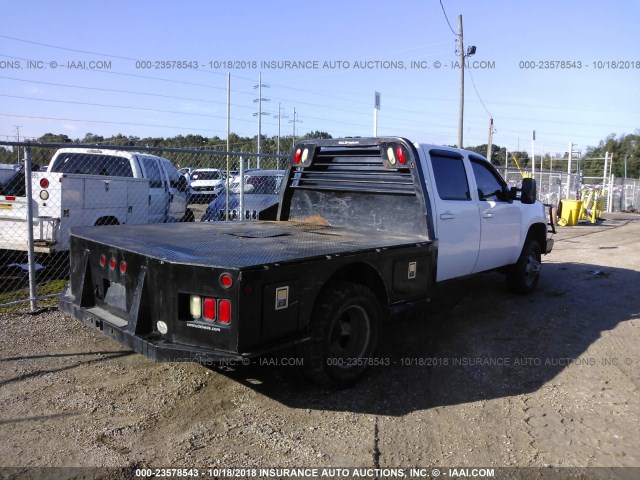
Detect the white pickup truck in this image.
<box><xmin>61</xmin><ymin>137</ymin><xmax>554</xmax><ymax>386</ymax></box>
<box><xmin>0</xmin><ymin>148</ymin><xmax>192</xmax><ymax>253</ymax></box>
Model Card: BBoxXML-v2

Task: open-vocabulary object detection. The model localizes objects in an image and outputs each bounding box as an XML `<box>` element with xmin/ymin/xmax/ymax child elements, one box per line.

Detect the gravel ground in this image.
<box><xmin>1</xmin><ymin>215</ymin><xmax>639</xmax><ymax>479</ymax></box>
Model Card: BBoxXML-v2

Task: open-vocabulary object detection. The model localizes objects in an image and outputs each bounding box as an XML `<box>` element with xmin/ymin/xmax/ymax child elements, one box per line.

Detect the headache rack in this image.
<box><xmin>290</xmin><ymin>145</ymin><xmax>417</xmax><ymax>195</ymax></box>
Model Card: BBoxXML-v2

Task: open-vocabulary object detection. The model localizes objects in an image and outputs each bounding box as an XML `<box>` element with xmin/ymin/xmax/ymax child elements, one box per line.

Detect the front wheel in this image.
<box><xmin>303</xmin><ymin>281</ymin><xmax>381</xmax><ymax>387</ymax></box>
<box><xmin>180</xmin><ymin>208</ymin><xmax>195</xmax><ymax>222</ymax></box>
<box><xmin>506</xmin><ymin>239</ymin><xmax>542</xmax><ymax>295</ymax></box>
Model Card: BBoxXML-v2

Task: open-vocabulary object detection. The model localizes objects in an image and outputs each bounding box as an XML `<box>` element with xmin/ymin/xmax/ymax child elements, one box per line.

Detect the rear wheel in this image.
<box><xmin>180</xmin><ymin>208</ymin><xmax>195</xmax><ymax>222</ymax></box>
<box><xmin>507</xmin><ymin>239</ymin><xmax>542</xmax><ymax>294</ymax></box>
<box><xmin>94</xmin><ymin>217</ymin><xmax>119</xmax><ymax>226</ymax></box>
<box><xmin>303</xmin><ymin>281</ymin><xmax>381</xmax><ymax>387</ymax></box>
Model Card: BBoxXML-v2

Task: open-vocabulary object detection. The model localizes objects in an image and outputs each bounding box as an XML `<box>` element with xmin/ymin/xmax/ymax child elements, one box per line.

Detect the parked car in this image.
<box><xmin>201</xmin><ymin>169</ymin><xmax>284</xmax><ymax>221</ymax></box>
<box><xmin>0</xmin><ymin>164</ymin><xmax>25</xmax><ymax>197</ymax></box>
<box><xmin>188</xmin><ymin>168</ymin><xmax>225</xmax><ymax>203</ymax></box>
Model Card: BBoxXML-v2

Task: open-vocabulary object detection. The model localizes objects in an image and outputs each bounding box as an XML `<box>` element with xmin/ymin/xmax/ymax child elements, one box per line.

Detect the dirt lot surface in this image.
<box><xmin>1</xmin><ymin>215</ymin><xmax>639</xmax><ymax>479</ymax></box>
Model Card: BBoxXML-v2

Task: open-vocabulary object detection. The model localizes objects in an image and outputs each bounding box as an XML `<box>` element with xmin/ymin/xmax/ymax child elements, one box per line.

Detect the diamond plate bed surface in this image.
<box><xmin>71</xmin><ymin>221</ymin><xmax>428</xmax><ymax>269</ymax></box>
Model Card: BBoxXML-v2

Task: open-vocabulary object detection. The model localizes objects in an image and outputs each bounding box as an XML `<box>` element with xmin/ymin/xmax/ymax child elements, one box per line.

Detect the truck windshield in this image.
<box><xmin>50</xmin><ymin>153</ymin><xmax>134</xmax><ymax>177</ymax></box>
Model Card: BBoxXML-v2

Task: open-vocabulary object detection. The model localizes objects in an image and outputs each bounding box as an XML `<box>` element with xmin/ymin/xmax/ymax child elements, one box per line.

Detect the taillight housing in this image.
<box><xmin>39</xmin><ymin>178</ymin><xmax>49</xmax><ymax>188</ymax></box>
<box><xmin>382</xmin><ymin>142</ymin><xmax>410</xmax><ymax>169</ymax></box>
<box><xmin>189</xmin><ymin>295</ymin><xmax>232</xmax><ymax>325</ymax></box>
<box><xmin>99</xmin><ymin>254</ymin><xmax>107</xmax><ymax>268</ymax></box>
<box><xmin>291</xmin><ymin>145</ymin><xmax>314</xmax><ymax>167</ymax></box>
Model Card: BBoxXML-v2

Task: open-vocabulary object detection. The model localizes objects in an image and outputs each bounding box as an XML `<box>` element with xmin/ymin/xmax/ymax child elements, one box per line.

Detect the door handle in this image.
<box><xmin>439</xmin><ymin>212</ymin><xmax>455</xmax><ymax>220</ymax></box>
<box><xmin>483</xmin><ymin>213</ymin><xmax>494</xmax><ymax>219</ymax></box>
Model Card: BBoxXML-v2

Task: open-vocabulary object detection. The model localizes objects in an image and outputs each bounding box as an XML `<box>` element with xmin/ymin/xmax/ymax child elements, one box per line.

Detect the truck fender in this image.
<box><xmin>313</xmin><ymin>262</ymin><xmax>389</xmax><ymax>314</ymax></box>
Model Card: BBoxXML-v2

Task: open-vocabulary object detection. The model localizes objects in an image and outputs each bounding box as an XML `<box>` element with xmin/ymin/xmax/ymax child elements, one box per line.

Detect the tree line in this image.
<box><xmin>1</xmin><ymin>130</ymin><xmax>638</xmax><ymax>178</ymax></box>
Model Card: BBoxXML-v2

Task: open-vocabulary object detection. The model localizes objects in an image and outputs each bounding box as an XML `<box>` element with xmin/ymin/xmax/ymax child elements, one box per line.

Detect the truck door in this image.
<box><xmin>139</xmin><ymin>156</ymin><xmax>168</xmax><ymax>223</ymax></box>
<box><xmin>160</xmin><ymin>158</ymin><xmax>187</xmax><ymax>221</ymax></box>
<box><xmin>425</xmin><ymin>149</ymin><xmax>481</xmax><ymax>281</ymax></box>
<box><xmin>469</xmin><ymin>157</ymin><xmax>522</xmax><ymax>272</ymax></box>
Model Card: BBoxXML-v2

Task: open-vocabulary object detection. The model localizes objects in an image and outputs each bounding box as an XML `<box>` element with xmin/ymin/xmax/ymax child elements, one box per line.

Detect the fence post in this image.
<box><xmin>239</xmin><ymin>155</ymin><xmax>244</xmax><ymax>221</ymax></box>
<box><xmin>24</xmin><ymin>145</ymin><xmax>38</xmax><ymax>312</ymax></box>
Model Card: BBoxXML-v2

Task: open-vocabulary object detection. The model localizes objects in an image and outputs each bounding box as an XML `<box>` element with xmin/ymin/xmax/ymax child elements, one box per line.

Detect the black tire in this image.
<box><xmin>507</xmin><ymin>239</ymin><xmax>542</xmax><ymax>295</ymax></box>
<box><xmin>180</xmin><ymin>208</ymin><xmax>195</xmax><ymax>222</ymax></box>
<box><xmin>303</xmin><ymin>281</ymin><xmax>381</xmax><ymax>387</ymax></box>
<box><xmin>94</xmin><ymin>217</ymin><xmax>119</xmax><ymax>226</ymax></box>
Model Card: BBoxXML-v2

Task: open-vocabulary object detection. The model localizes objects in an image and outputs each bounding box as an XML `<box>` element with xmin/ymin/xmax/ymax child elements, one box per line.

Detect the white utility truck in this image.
<box><xmin>0</xmin><ymin>148</ymin><xmax>191</xmax><ymax>253</ymax></box>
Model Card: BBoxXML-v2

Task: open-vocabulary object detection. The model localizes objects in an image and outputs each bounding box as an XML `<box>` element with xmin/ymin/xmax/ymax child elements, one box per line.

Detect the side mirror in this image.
<box><xmin>521</xmin><ymin>178</ymin><xmax>537</xmax><ymax>204</ymax></box>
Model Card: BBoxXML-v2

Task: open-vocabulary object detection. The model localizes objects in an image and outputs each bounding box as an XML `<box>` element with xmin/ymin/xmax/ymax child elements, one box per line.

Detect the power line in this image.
<box><xmin>0</xmin><ymin>54</ymin><xmax>232</xmax><ymax>92</ymax></box>
<box><xmin>0</xmin><ymin>113</ymin><xmax>228</xmax><ymax>134</ymax></box>
<box><xmin>439</xmin><ymin>0</ymin><xmax>458</xmax><ymax>37</ymax></box>
<box><xmin>466</xmin><ymin>68</ymin><xmax>493</xmax><ymax>118</ymax></box>
<box><xmin>0</xmin><ymin>75</ymin><xmax>228</xmax><ymax>105</ymax></box>
<box><xmin>0</xmin><ymin>34</ymin><xmax>138</xmax><ymax>61</ymax></box>
<box><xmin>0</xmin><ymin>94</ymin><xmax>238</xmax><ymax>120</ymax></box>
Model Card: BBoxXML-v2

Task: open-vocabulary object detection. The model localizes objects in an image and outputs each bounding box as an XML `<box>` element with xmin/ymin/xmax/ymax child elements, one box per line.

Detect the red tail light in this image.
<box><xmin>293</xmin><ymin>148</ymin><xmax>302</xmax><ymax>164</ymax></box>
<box><xmin>5</xmin><ymin>196</ymin><xmax>16</xmax><ymax>201</ymax></box>
<box><xmin>203</xmin><ymin>298</ymin><xmax>216</xmax><ymax>320</ymax></box>
<box><xmin>119</xmin><ymin>261</ymin><xmax>127</xmax><ymax>275</ymax></box>
<box><xmin>39</xmin><ymin>178</ymin><xmax>49</xmax><ymax>188</ymax></box>
<box><xmin>109</xmin><ymin>257</ymin><xmax>116</xmax><ymax>270</ymax></box>
<box><xmin>396</xmin><ymin>146</ymin><xmax>406</xmax><ymax>165</ymax></box>
<box><xmin>99</xmin><ymin>254</ymin><xmax>107</xmax><ymax>268</ymax></box>
<box><xmin>218</xmin><ymin>300</ymin><xmax>231</xmax><ymax>324</ymax></box>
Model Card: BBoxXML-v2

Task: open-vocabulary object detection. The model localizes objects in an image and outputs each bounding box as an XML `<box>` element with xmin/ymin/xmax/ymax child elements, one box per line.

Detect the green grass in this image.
<box><xmin>0</xmin><ymin>279</ymin><xmax>67</xmax><ymax>314</ymax></box>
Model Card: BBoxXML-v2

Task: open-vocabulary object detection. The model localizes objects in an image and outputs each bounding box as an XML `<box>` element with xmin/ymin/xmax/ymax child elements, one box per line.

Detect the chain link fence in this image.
<box><xmin>0</xmin><ymin>141</ymin><xmax>286</xmax><ymax>311</ymax></box>
<box><xmin>1</xmin><ymin>142</ymin><xmax>638</xmax><ymax>310</ymax></box>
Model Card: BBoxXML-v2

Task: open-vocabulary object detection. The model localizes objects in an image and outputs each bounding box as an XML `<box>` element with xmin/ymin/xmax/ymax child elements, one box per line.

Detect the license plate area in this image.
<box><xmin>94</xmin><ymin>277</ymin><xmax>130</xmax><ymax>323</ymax></box>
<box><xmin>102</xmin><ymin>279</ymin><xmax>127</xmax><ymax>312</ymax></box>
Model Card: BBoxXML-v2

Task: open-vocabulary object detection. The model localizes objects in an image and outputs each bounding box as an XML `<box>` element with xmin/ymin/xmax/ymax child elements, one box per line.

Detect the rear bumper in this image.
<box><xmin>59</xmin><ymin>292</ymin><xmax>247</xmax><ymax>365</ymax></box>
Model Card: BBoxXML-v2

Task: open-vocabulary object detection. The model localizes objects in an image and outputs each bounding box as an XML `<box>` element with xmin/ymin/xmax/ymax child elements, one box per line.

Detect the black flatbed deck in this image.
<box><xmin>72</xmin><ymin>221</ymin><xmax>430</xmax><ymax>269</ymax></box>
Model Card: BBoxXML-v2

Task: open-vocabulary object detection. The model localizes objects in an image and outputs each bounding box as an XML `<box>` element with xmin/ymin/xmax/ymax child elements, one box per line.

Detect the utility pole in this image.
<box><xmin>253</xmin><ymin>73</ymin><xmax>270</xmax><ymax>168</ymax></box>
<box><xmin>273</xmin><ymin>103</ymin><xmax>288</xmax><ymax>156</ymax></box>
<box><xmin>456</xmin><ymin>16</ymin><xmax>476</xmax><ymax>149</ymax></box>
<box><xmin>486</xmin><ymin>117</ymin><xmax>494</xmax><ymax>161</ymax></box>
<box><xmin>226</xmin><ymin>73</ymin><xmax>231</xmax><ymax>221</ymax></box>
<box><xmin>289</xmin><ymin>108</ymin><xmax>303</xmax><ymax>145</ymax></box>
<box><xmin>14</xmin><ymin>125</ymin><xmax>22</xmax><ymax>163</ymax></box>
<box><xmin>457</xmin><ymin>15</ymin><xmax>464</xmax><ymax>149</ymax></box>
